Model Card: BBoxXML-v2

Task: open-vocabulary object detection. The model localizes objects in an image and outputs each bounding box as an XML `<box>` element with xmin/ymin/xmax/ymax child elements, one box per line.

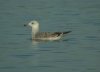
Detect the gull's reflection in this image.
<box><xmin>29</xmin><ymin>40</ymin><xmax>51</xmax><ymax>67</ymax></box>
<box><xmin>32</xmin><ymin>39</ymin><xmax>51</xmax><ymax>46</ymax></box>
<box><xmin>32</xmin><ymin>40</ymin><xmax>39</xmax><ymax>46</ymax></box>
<box><xmin>27</xmin><ymin>40</ymin><xmax>41</xmax><ymax>67</ymax></box>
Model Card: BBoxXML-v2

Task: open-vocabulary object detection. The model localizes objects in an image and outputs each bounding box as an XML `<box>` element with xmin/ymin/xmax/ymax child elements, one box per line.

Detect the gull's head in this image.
<box><xmin>28</xmin><ymin>20</ymin><xmax>39</xmax><ymax>28</ymax></box>
<box><xmin>24</xmin><ymin>20</ymin><xmax>39</xmax><ymax>33</ymax></box>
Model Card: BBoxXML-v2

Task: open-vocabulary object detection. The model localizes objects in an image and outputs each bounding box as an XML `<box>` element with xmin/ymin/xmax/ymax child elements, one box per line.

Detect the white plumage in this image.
<box><xmin>24</xmin><ymin>20</ymin><xmax>71</xmax><ymax>40</ymax></box>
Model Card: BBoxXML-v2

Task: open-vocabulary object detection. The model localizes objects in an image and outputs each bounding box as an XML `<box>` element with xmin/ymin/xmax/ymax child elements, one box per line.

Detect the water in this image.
<box><xmin>0</xmin><ymin>0</ymin><xmax>100</xmax><ymax>72</ymax></box>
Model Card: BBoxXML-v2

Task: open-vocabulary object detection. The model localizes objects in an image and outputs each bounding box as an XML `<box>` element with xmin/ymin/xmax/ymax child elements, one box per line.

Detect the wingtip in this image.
<box><xmin>63</xmin><ymin>31</ymin><xmax>72</xmax><ymax>34</ymax></box>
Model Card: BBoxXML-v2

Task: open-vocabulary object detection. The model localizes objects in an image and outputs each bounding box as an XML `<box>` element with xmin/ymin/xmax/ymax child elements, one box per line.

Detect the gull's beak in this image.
<box><xmin>24</xmin><ymin>24</ymin><xmax>27</xmax><ymax>27</ymax></box>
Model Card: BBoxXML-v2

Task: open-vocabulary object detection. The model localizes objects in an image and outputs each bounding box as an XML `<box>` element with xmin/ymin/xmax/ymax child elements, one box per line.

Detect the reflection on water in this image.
<box><xmin>0</xmin><ymin>0</ymin><xmax>100</xmax><ymax>72</ymax></box>
<box><xmin>32</xmin><ymin>40</ymin><xmax>40</xmax><ymax>47</ymax></box>
<box><xmin>32</xmin><ymin>39</ymin><xmax>60</xmax><ymax>45</ymax></box>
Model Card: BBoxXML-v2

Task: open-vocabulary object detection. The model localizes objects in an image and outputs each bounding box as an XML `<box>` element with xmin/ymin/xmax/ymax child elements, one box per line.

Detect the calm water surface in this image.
<box><xmin>0</xmin><ymin>0</ymin><xmax>100</xmax><ymax>72</ymax></box>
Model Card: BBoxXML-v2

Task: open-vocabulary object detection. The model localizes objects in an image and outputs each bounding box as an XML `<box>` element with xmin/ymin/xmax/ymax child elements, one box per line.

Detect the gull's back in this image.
<box><xmin>33</xmin><ymin>31</ymin><xmax>71</xmax><ymax>40</ymax></box>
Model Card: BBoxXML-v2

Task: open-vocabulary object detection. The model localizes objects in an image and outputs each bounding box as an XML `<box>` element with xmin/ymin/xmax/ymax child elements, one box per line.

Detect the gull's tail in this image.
<box><xmin>63</xmin><ymin>31</ymin><xmax>72</xmax><ymax>34</ymax></box>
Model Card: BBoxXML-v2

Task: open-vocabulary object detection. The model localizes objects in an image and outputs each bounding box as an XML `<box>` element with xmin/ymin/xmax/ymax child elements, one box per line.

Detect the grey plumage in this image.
<box><xmin>25</xmin><ymin>20</ymin><xmax>72</xmax><ymax>40</ymax></box>
<box><xmin>34</xmin><ymin>31</ymin><xmax>71</xmax><ymax>38</ymax></box>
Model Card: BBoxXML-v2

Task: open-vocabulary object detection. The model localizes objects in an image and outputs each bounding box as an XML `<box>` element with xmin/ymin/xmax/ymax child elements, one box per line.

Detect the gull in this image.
<box><xmin>24</xmin><ymin>20</ymin><xmax>71</xmax><ymax>40</ymax></box>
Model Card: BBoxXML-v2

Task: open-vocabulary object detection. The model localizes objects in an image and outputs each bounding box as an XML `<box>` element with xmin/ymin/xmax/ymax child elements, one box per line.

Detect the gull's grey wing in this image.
<box><xmin>35</xmin><ymin>31</ymin><xmax>71</xmax><ymax>38</ymax></box>
<box><xmin>35</xmin><ymin>32</ymin><xmax>60</xmax><ymax>38</ymax></box>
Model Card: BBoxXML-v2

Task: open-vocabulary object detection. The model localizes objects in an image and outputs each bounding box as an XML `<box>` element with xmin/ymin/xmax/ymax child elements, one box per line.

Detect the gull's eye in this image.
<box><xmin>32</xmin><ymin>22</ymin><xmax>34</xmax><ymax>24</ymax></box>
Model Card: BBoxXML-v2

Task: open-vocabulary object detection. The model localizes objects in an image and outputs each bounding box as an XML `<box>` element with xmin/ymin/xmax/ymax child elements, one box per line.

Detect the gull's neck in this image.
<box><xmin>32</xmin><ymin>26</ymin><xmax>39</xmax><ymax>39</ymax></box>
